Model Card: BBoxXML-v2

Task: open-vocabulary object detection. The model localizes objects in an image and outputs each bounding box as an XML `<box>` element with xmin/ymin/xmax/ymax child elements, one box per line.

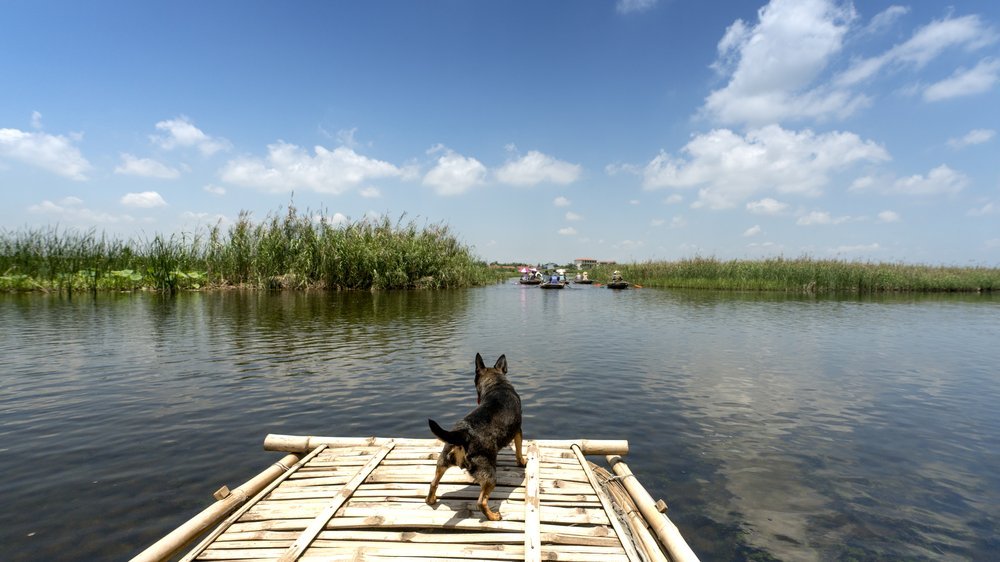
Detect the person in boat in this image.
<box><xmin>582</xmin><ymin>271</ymin><xmax>589</xmax><ymax>281</ymax></box>
<box><xmin>611</xmin><ymin>270</ymin><xmax>623</xmax><ymax>283</ymax></box>
<box><xmin>549</xmin><ymin>273</ymin><xmax>560</xmax><ymax>284</ymax></box>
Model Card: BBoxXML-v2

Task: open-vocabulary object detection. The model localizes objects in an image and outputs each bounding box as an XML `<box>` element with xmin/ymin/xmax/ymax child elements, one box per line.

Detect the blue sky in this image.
<box><xmin>2</xmin><ymin>0</ymin><xmax>998</xmax><ymax>265</ymax></box>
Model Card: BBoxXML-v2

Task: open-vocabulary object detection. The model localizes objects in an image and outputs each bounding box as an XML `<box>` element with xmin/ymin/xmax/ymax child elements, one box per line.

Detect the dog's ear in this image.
<box><xmin>494</xmin><ymin>354</ymin><xmax>507</xmax><ymax>374</ymax></box>
<box><xmin>475</xmin><ymin>352</ymin><xmax>486</xmax><ymax>373</ymax></box>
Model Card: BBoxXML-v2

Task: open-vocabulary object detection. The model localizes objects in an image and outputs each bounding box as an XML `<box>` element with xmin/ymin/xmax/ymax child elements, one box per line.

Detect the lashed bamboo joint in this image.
<box><xmin>131</xmin><ymin>434</ymin><xmax>698</xmax><ymax>562</ymax></box>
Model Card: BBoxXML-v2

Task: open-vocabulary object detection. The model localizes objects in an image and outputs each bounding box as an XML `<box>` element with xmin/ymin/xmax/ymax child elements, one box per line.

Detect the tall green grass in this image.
<box><xmin>594</xmin><ymin>257</ymin><xmax>999</xmax><ymax>293</ymax></box>
<box><xmin>0</xmin><ymin>206</ymin><xmax>504</xmax><ymax>293</ymax></box>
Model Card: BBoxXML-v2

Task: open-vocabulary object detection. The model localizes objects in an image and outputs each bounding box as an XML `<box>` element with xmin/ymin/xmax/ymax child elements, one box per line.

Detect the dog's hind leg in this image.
<box><xmin>514</xmin><ymin>429</ymin><xmax>527</xmax><ymax>467</ymax></box>
<box><xmin>426</xmin><ymin>460</ymin><xmax>449</xmax><ymax>505</ymax></box>
<box><xmin>477</xmin><ymin>478</ymin><xmax>501</xmax><ymax>521</ymax></box>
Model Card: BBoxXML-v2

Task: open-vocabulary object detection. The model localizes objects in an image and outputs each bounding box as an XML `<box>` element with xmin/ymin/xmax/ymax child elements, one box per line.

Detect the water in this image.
<box><xmin>1</xmin><ymin>284</ymin><xmax>998</xmax><ymax>561</ymax></box>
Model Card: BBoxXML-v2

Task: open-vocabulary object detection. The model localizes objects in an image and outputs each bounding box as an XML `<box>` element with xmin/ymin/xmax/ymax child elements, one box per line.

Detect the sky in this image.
<box><xmin>1</xmin><ymin>0</ymin><xmax>999</xmax><ymax>266</ymax></box>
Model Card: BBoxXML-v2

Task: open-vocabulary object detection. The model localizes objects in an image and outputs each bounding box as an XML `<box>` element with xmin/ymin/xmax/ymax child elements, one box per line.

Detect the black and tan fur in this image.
<box><xmin>426</xmin><ymin>353</ymin><xmax>526</xmax><ymax>521</ymax></box>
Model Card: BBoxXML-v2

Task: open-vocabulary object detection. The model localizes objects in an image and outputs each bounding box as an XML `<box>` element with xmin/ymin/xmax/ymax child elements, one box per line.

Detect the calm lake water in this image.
<box><xmin>1</xmin><ymin>283</ymin><xmax>998</xmax><ymax>561</ymax></box>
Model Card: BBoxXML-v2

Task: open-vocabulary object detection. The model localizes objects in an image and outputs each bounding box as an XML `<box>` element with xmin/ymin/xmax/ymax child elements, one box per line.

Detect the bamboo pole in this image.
<box><xmin>523</xmin><ymin>443</ymin><xmax>541</xmax><ymax>562</ymax></box>
<box><xmin>264</xmin><ymin>434</ymin><xmax>628</xmax><ymax>456</ymax></box>
<box><xmin>571</xmin><ymin>445</ymin><xmax>642</xmax><ymax>562</ymax></box>
<box><xmin>605</xmin><ymin>455</ymin><xmax>699</xmax><ymax>562</ymax></box>
<box><xmin>130</xmin><ymin>452</ymin><xmax>301</xmax><ymax>562</ymax></box>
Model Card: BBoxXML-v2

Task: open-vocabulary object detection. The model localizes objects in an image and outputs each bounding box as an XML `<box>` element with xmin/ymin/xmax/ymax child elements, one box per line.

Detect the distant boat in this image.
<box><xmin>574</xmin><ymin>278</ymin><xmax>593</xmax><ymax>285</ymax></box>
<box><xmin>539</xmin><ymin>280</ymin><xmax>565</xmax><ymax>289</ymax></box>
<box><xmin>519</xmin><ymin>277</ymin><xmax>542</xmax><ymax>285</ymax></box>
<box><xmin>606</xmin><ymin>281</ymin><xmax>630</xmax><ymax>289</ymax></box>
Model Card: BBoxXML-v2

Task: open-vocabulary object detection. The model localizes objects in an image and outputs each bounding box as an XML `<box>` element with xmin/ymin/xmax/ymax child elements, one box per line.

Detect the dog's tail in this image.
<box><xmin>428</xmin><ymin>419</ymin><xmax>469</xmax><ymax>447</ymax></box>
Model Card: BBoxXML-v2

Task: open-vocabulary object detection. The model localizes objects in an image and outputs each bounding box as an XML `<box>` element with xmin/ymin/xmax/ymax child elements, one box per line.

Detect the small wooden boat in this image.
<box><xmin>519</xmin><ymin>278</ymin><xmax>542</xmax><ymax>285</ymax></box>
<box><xmin>131</xmin><ymin>433</ymin><xmax>699</xmax><ymax>562</ymax></box>
<box><xmin>539</xmin><ymin>281</ymin><xmax>565</xmax><ymax>289</ymax></box>
<box><xmin>575</xmin><ymin>279</ymin><xmax>594</xmax><ymax>285</ymax></box>
<box><xmin>606</xmin><ymin>281</ymin><xmax>630</xmax><ymax>289</ymax></box>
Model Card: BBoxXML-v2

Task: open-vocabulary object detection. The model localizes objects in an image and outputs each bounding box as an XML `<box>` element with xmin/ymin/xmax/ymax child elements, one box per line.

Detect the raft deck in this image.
<box><xmin>133</xmin><ymin>435</ymin><xmax>698</xmax><ymax>562</ymax></box>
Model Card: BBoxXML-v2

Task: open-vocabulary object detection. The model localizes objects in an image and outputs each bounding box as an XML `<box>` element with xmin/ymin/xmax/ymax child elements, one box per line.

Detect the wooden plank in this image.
<box><xmin>523</xmin><ymin>443</ymin><xmax>541</xmax><ymax>562</ymax></box>
<box><xmin>215</xmin><ymin>530</ymin><xmax>623</xmax><ymax>547</ymax></box>
<box><xmin>179</xmin><ymin>445</ymin><xmax>329</xmax><ymax>562</ymax></box>
<box><xmin>200</xmin><ymin>543</ymin><xmax>630</xmax><ymax>561</ymax></box>
<box><xmin>225</xmin><ymin>515</ymin><xmax>615</xmax><ymax>537</ymax></box>
<box><xmin>277</xmin><ymin>441</ymin><xmax>395</xmax><ymax>562</ymax></box>
<box><xmin>264</xmin><ymin>434</ymin><xmax>628</xmax><ymax>456</ymax></box>
<box><xmin>571</xmin><ymin>444</ymin><xmax>643</xmax><ymax>562</ymax></box>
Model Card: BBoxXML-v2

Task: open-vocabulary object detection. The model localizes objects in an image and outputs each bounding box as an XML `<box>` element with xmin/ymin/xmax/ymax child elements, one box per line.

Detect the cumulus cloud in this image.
<box><xmin>495</xmin><ymin>150</ymin><xmax>581</xmax><ymax>186</ymax></box>
<box><xmin>152</xmin><ymin>116</ymin><xmax>230</xmax><ymax>156</ymax></box>
<box><xmin>877</xmin><ymin>210</ymin><xmax>901</xmax><ymax>223</ymax></box>
<box><xmin>114</xmin><ymin>154</ymin><xmax>180</xmax><ymax>179</ymax></box>
<box><xmin>422</xmin><ymin>146</ymin><xmax>487</xmax><ymax>196</ymax></box>
<box><xmin>120</xmin><ymin>191</ymin><xmax>167</xmax><ymax>208</ymax></box>
<box><xmin>862</xmin><ymin>5</ymin><xmax>909</xmax><ymax>35</ymax></box>
<box><xmin>893</xmin><ymin>164</ymin><xmax>968</xmax><ymax>195</ymax></box>
<box><xmin>923</xmin><ymin>58</ymin><xmax>1000</xmax><ymax>101</ymax></box>
<box><xmin>743</xmin><ymin>225</ymin><xmax>763</xmax><ymax>237</ymax></box>
<box><xmin>616</xmin><ymin>0</ymin><xmax>656</xmax><ymax>15</ymax></box>
<box><xmin>565</xmin><ymin>211</ymin><xmax>583</xmax><ymax>221</ymax></box>
<box><xmin>203</xmin><ymin>184</ymin><xmax>226</xmax><ymax>196</ymax></box>
<box><xmin>966</xmin><ymin>202</ymin><xmax>995</xmax><ymax>217</ymax></box>
<box><xmin>553</xmin><ymin>196</ymin><xmax>571</xmax><ymax>207</ymax></box>
<box><xmin>746</xmin><ymin>197</ymin><xmax>790</xmax><ymax>215</ymax></box>
<box><xmin>663</xmin><ymin>194</ymin><xmax>683</xmax><ymax>205</ymax></box>
<box><xmin>359</xmin><ymin>186</ymin><xmax>382</xmax><ymax>198</ymax></box>
<box><xmin>796</xmin><ymin>210</ymin><xmax>852</xmax><ymax>225</ymax></box>
<box><xmin>29</xmin><ymin>197</ymin><xmax>134</xmax><ymax>223</ymax></box>
<box><xmin>947</xmin><ymin>128</ymin><xmax>995</xmax><ymax>149</ymax></box>
<box><xmin>221</xmin><ymin>141</ymin><xmax>403</xmax><ymax>195</ymax></box>
<box><xmin>0</xmin><ymin>127</ymin><xmax>91</xmax><ymax>180</ymax></box>
<box><xmin>558</xmin><ymin>227</ymin><xmax>578</xmax><ymax>236</ymax></box>
<box><xmin>704</xmin><ymin>0</ymin><xmax>864</xmax><ymax>125</ymax></box>
<box><xmin>643</xmin><ymin>125</ymin><xmax>889</xmax><ymax>209</ymax></box>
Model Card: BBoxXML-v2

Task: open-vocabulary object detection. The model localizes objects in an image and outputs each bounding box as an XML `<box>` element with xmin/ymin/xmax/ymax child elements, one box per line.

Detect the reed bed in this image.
<box><xmin>0</xmin><ymin>206</ymin><xmax>504</xmax><ymax>293</ymax></box>
<box><xmin>594</xmin><ymin>257</ymin><xmax>999</xmax><ymax>293</ymax></box>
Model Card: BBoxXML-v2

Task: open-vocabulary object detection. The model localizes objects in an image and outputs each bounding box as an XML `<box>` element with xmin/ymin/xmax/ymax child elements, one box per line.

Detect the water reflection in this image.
<box><xmin>0</xmin><ymin>287</ymin><xmax>997</xmax><ymax>561</ymax></box>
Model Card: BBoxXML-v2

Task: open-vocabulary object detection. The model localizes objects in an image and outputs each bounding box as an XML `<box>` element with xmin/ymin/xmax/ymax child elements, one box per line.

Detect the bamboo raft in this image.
<box><xmin>132</xmin><ymin>434</ymin><xmax>698</xmax><ymax>562</ymax></box>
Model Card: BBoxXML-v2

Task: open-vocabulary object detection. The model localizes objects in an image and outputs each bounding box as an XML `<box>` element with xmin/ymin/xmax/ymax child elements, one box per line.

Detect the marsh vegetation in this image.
<box><xmin>0</xmin><ymin>206</ymin><xmax>504</xmax><ymax>293</ymax></box>
<box><xmin>596</xmin><ymin>257</ymin><xmax>999</xmax><ymax>293</ymax></box>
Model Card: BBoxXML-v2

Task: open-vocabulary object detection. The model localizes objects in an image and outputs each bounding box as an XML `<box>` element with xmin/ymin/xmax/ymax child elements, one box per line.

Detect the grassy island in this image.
<box><xmin>0</xmin><ymin>207</ymin><xmax>505</xmax><ymax>293</ymax></box>
<box><xmin>595</xmin><ymin>257</ymin><xmax>999</xmax><ymax>293</ymax></box>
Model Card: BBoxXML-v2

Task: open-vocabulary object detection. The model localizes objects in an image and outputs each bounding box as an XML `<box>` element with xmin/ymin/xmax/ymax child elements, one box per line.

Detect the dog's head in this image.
<box><xmin>474</xmin><ymin>352</ymin><xmax>508</xmax><ymax>404</ymax></box>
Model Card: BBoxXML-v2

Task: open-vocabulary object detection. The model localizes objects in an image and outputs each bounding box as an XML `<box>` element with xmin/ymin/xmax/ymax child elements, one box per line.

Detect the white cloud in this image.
<box><xmin>558</xmin><ymin>227</ymin><xmax>578</xmax><ymax>236</ymax></box>
<box><xmin>114</xmin><ymin>153</ymin><xmax>180</xmax><ymax>179</ymax></box>
<box><xmin>181</xmin><ymin>211</ymin><xmax>229</xmax><ymax>225</ymax></box>
<box><xmin>31</xmin><ymin>111</ymin><xmax>43</xmax><ymax>130</ymax></box>
<box><xmin>0</xmin><ymin>127</ymin><xmax>91</xmax><ymax>180</ymax></box>
<box><xmin>422</xmin><ymin>146</ymin><xmax>487</xmax><ymax>196</ymax></box>
<box><xmin>837</xmin><ymin>14</ymin><xmax>997</xmax><ymax>87</ymax></box>
<box><xmin>120</xmin><ymin>191</ymin><xmax>167</xmax><ymax>208</ymax></box>
<box><xmin>746</xmin><ymin>197</ymin><xmax>790</xmax><ymax>215</ymax></box>
<box><xmin>704</xmin><ymin>0</ymin><xmax>864</xmax><ymax>125</ymax></box>
<box><xmin>28</xmin><ymin>198</ymin><xmax>134</xmax><ymax>223</ymax></box>
<box><xmin>203</xmin><ymin>184</ymin><xmax>226</xmax><ymax>196</ymax></box>
<box><xmin>643</xmin><ymin>125</ymin><xmax>889</xmax><ymax>209</ymax></box>
<box><xmin>797</xmin><ymin>210</ymin><xmax>851</xmax><ymax>225</ymax></box>
<box><xmin>629</xmin><ymin>199</ymin><xmax>640</xmax><ymax>205</ymax></box>
<box><xmin>743</xmin><ymin>225</ymin><xmax>763</xmax><ymax>237</ymax></box>
<box><xmin>862</xmin><ymin>6</ymin><xmax>909</xmax><ymax>35</ymax></box>
<box><xmin>359</xmin><ymin>186</ymin><xmax>382</xmax><ymax>198</ymax></box>
<box><xmin>152</xmin><ymin>116</ymin><xmax>230</xmax><ymax>156</ymax></box>
<box><xmin>565</xmin><ymin>211</ymin><xmax>583</xmax><ymax>221</ymax></box>
<box><xmin>553</xmin><ymin>196</ymin><xmax>571</xmax><ymax>207</ymax></box>
<box><xmin>877</xmin><ymin>210</ymin><xmax>901</xmax><ymax>223</ymax></box>
<box><xmin>947</xmin><ymin>129</ymin><xmax>995</xmax><ymax>149</ymax></box>
<box><xmin>605</xmin><ymin>162</ymin><xmax>641</xmax><ymax>176</ymax></box>
<box><xmin>967</xmin><ymin>202</ymin><xmax>995</xmax><ymax>216</ymax></box>
<box><xmin>893</xmin><ymin>164</ymin><xmax>968</xmax><ymax>195</ymax></box>
<box><xmin>495</xmin><ymin>150</ymin><xmax>581</xmax><ymax>186</ymax></box>
<box><xmin>616</xmin><ymin>0</ymin><xmax>656</xmax><ymax>15</ymax></box>
<box><xmin>924</xmin><ymin>58</ymin><xmax>1000</xmax><ymax>101</ymax></box>
<box><xmin>663</xmin><ymin>194</ymin><xmax>683</xmax><ymax>205</ymax></box>
<box><xmin>222</xmin><ymin>141</ymin><xmax>403</xmax><ymax>195</ymax></box>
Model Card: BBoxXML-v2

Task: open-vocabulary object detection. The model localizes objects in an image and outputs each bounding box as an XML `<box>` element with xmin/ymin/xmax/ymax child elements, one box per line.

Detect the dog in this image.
<box><xmin>425</xmin><ymin>353</ymin><xmax>526</xmax><ymax>521</ymax></box>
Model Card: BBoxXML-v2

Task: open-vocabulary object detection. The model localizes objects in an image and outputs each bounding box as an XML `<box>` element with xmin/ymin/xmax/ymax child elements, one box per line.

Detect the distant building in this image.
<box><xmin>574</xmin><ymin>258</ymin><xmax>598</xmax><ymax>270</ymax></box>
